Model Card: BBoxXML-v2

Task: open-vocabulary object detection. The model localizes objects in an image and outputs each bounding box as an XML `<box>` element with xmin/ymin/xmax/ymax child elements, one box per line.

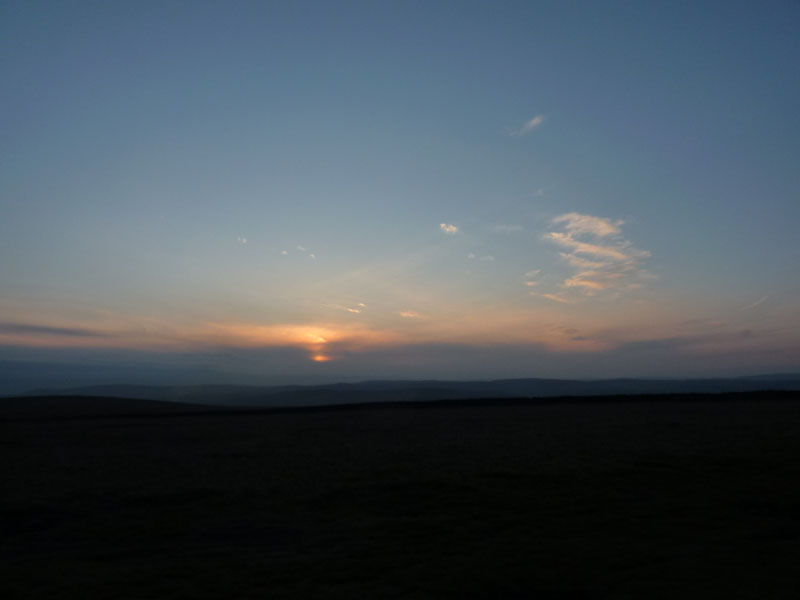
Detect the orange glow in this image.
<box><xmin>197</xmin><ymin>322</ymin><xmax>402</xmax><ymax>351</ymax></box>
<box><xmin>6</xmin><ymin>298</ymin><xmax>764</xmax><ymax>359</ymax></box>
<box><xmin>0</xmin><ymin>313</ymin><xmax>616</xmax><ymax>354</ymax></box>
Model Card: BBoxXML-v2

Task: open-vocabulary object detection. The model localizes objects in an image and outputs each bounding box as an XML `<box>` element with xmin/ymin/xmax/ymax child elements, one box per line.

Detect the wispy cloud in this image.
<box><xmin>530</xmin><ymin>293</ymin><xmax>577</xmax><ymax>304</ymax></box>
<box><xmin>523</xmin><ymin>269</ymin><xmax>541</xmax><ymax>287</ymax></box>
<box><xmin>547</xmin><ymin>232</ymin><xmax>635</xmax><ymax>261</ymax></box>
<box><xmin>741</xmin><ymin>296</ymin><xmax>769</xmax><ymax>311</ymax></box>
<box><xmin>468</xmin><ymin>253</ymin><xmax>495</xmax><ymax>261</ymax></box>
<box><xmin>559</xmin><ymin>253</ymin><xmax>607</xmax><ymax>270</ymax></box>
<box><xmin>280</xmin><ymin>249</ymin><xmax>288</xmax><ymax>255</ymax></box>
<box><xmin>510</xmin><ymin>114</ymin><xmax>545</xmax><ymax>136</ymax></box>
<box><xmin>542</xmin><ymin>212</ymin><xmax>653</xmax><ymax>300</ymax></box>
<box><xmin>678</xmin><ymin>318</ymin><xmax>727</xmax><ymax>331</ymax></box>
<box><xmin>440</xmin><ymin>223</ymin><xmax>459</xmax><ymax>235</ymax></box>
<box><xmin>0</xmin><ymin>322</ymin><xmax>111</xmax><ymax>338</ymax></box>
<box><xmin>324</xmin><ymin>301</ymin><xmax>367</xmax><ymax>315</ymax></box>
<box><xmin>294</xmin><ymin>244</ymin><xmax>317</xmax><ymax>259</ymax></box>
<box><xmin>399</xmin><ymin>311</ymin><xmax>421</xmax><ymax>318</ymax></box>
<box><xmin>562</xmin><ymin>273</ymin><xmax>621</xmax><ymax>290</ymax></box>
<box><xmin>552</xmin><ymin>212</ymin><xmax>623</xmax><ymax>237</ymax></box>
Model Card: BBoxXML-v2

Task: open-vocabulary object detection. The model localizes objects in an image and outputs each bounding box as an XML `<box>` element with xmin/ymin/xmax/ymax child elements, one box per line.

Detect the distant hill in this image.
<box><xmin>12</xmin><ymin>375</ymin><xmax>800</xmax><ymax>409</ymax></box>
<box><xmin>0</xmin><ymin>395</ymin><xmax>216</xmax><ymax>420</ymax></box>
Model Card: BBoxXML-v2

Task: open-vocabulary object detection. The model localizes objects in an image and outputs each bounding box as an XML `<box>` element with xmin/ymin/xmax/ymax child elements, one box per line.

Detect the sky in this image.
<box><xmin>1</xmin><ymin>0</ymin><xmax>799</xmax><ymax>389</ymax></box>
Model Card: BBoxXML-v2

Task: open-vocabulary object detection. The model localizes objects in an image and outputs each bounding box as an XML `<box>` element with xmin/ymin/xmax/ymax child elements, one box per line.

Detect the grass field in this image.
<box><xmin>3</xmin><ymin>394</ymin><xmax>800</xmax><ymax>598</ymax></box>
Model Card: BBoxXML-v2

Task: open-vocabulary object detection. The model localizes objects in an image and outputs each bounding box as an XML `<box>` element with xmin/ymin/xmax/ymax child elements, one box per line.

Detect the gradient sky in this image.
<box><xmin>2</xmin><ymin>0</ymin><xmax>799</xmax><ymax>386</ymax></box>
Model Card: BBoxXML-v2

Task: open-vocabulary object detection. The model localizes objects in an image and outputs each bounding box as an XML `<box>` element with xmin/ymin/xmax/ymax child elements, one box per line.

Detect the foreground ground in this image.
<box><xmin>2</xmin><ymin>393</ymin><xmax>800</xmax><ymax>598</ymax></box>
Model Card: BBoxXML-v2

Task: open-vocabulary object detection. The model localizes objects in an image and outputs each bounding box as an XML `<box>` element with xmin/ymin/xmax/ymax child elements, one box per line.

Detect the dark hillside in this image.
<box><xmin>0</xmin><ymin>396</ymin><xmax>215</xmax><ymax>420</ymax></box>
<box><xmin>3</xmin><ymin>392</ymin><xmax>800</xmax><ymax>597</ymax></box>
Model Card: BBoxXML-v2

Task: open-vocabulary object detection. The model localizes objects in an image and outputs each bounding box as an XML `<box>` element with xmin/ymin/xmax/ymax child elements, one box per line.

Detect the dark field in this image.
<box><xmin>3</xmin><ymin>394</ymin><xmax>800</xmax><ymax>598</ymax></box>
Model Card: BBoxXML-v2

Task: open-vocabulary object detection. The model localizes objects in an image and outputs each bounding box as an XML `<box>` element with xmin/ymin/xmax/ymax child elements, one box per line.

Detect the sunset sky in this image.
<box><xmin>2</xmin><ymin>1</ymin><xmax>799</xmax><ymax>387</ymax></box>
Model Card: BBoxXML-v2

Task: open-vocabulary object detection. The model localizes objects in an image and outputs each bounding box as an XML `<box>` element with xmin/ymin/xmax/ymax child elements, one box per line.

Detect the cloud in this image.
<box><xmin>523</xmin><ymin>269</ymin><xmax>541</xmax><ymax>287</ymax></box>
<box><xmin>741</xmin><ymin>296</ymin><xmax>769</xmax><ymax>311</ymax></box>
<box><xmin>0</xmin><ymin>322</ymin><xmax>111</xmax><ymax>338</ymax></box>
<box><xmin>468</xmin><ymin>253</ymin><xmax>495</xmax><ymax>261</ymax></box>
<box><xmin>280</xmin><ymin>250</ymin><xmax>288</xmax><ymax>256</ymax></box>
<box><xmin>237</xmin><ymin>236</ymin><xmax>247</xmax><ymax>244</ymax></box>
<box><xmin>608</xmin><ymin>327</ymin><xmax>770</xmax><ymax>356</ymax></box>
<box><xmin>493</xmin><ymin>224</ymin><xmax>523</xmax><ymax>233</ymax></box>
<box><xmin>678</xmin><ymin>318</ymin><xmax>726</xmax><ymax>331</ymax></box>
<box><xmin>440</xmin><ymin>223</ymin><xmax>459</xmax><ymax>235</ymax></box>
<box><xmin>324</xmin><ymin>302</ymin><xmax>367</xmax><ymax>314</ymax></box>
<box><xmin>530</xmin><ymin>293</ymin><xmax>577</xmax><ymax>304</ymax></box>
<box><xmin>294</xmin><ymin>245</ymin><xmax>316</xmax><ymax>259</ymax></box>
<box><xmin>510</xmin><ymin>114</ymin><xmax>545</xmax><ymax>136</ymax></box>
<box><xmin>399</xmin><ymin>311</ymin><xmax>421</xmax><ymax>318</ymax></box>
<box><xmin>334</xmin><ymin>306</ymin><xmax>360</xmax><ymax>314</ymax></box>
<box><xmin>562</xmin><ymin>275</ymin><xmax>615</xmax><ymax>290</ymax></box>
<box><xmin>559</xmin><ymin>253</ymin><xmax>607</xmax><ymax>270</ymax></box>
<box><xmin>467</xmin><ymin>253</ymin><xmax>476</xmax><ymax>259</ymax></box>
<box><xmin>552</xmin><ymin>213</ymin><xmax>623</xmax><ymax>237</ymax></box>
<box><xmin>542</xmin><ymin>212</ymin><xmax>653</xmax><ymax>300</ymax></box>
<box><xmin>547</xmin><ymin>232</ymin><xmax>635</xmax><ymax>261</ymax></box>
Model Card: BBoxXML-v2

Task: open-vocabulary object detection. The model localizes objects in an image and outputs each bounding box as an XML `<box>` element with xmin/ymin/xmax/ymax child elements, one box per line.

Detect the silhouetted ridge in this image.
<box><xmin>13</xmin><ymin>375</ymin><xmax>800</xmax><ymax>408</ymax></box>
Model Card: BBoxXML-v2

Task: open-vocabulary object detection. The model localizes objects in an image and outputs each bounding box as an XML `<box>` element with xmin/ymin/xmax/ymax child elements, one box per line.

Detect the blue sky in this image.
<box><xmin>1</xmin><ymin>1</ymin><xmax>799</xmax><ymax>387</ymax></box>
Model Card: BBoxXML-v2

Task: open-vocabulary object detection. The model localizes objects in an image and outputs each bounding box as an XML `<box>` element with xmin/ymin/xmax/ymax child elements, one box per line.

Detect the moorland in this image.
<box><xmin>2</xmin><ymin>392</ymin><xmax>800</xmax><ymax>598</ymax></box>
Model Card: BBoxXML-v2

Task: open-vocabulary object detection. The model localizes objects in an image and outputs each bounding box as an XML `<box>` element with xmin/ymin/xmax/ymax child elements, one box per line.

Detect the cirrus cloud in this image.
<box><xmin>552</xmin><ymin>213</ymin><xmax>623</xmax><ymax>237</ymax></box>
<box><xmin>540</xmin><ymin>212</ymin><xmax>653</xmax><ymax>300</ymax></box>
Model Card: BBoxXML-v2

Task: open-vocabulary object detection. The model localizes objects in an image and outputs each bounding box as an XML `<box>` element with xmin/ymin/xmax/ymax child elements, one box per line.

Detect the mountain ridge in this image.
<box><xmin>11</xmin><ymin>374</ymin><xmax>800</xmax><ymax>408</ymax></box>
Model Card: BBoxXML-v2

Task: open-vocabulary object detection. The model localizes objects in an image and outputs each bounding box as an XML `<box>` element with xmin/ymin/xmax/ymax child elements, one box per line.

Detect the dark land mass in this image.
<box><xmin>15</xmin><ymin>373</ymin><xmax>800</xmax><ymax>408</ymax></box>
<box><xmin>0</xmin><ymin>395</ymin><xmax>218</xmax><ymax>421</ymax></box>
<box><xmin>3</xmin><ymin>392</ymin><xmax>800</xmax><ymax>598</ymax></box>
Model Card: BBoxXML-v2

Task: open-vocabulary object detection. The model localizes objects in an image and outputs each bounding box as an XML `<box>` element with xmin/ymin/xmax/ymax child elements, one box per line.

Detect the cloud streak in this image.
<box><xmin>324</xmin><ymin>303</ymin><xmax>365</xmax><ymax>315</ymax></box>
<box><xmin>523</xmin><ymin>269</ymin><xmax>541</xmax><ymax>287</ymax></box>
<box><xmin>741</xmin><ymin>296</ymin><xmax>769</xmax><ymax>311</ymax></box>
<box><xmin>531</xmin><ymin>293</ymin><xmax>577</xmax><ymax>304</ymax></box>
<box><xmin>440</xmin><ymin>223</ymin><xmax>459</xmax><ymax>235</ymax></box>
<box><xmin>0</xmin><ymin>323</ymin><xmax>112</xmax><ymax>338</ymax></box>
<box><xmin>552</xmin><ymin>213</ymin><xmax>623</xmax><ymax>237</ymax></box>
<box><xmin>542</xmin><ymin>212</ymin><xmax>653</xmax><ymax>300</ymax></box>
<box><xmin>510</xmin><ymin>114</ymin><xmax>545</xmax><ymax>136</ymax></box>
